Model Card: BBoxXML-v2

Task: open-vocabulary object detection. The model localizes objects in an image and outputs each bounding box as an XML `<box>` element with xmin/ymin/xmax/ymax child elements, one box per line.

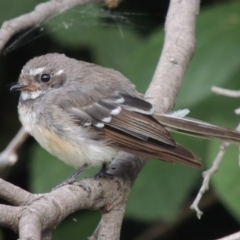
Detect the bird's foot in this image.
<box><xmin>52</xmin><ymin>163</ymin><xmax>89</xmax><ymax>191</ymax></box>
<box><xmin>95</xmin><ymin>163</ymin><xmax>121</xmax><ymax>190</ymax></box>
<box><xmin>94</xmin><ymin>162</ymin><xmax>114</xmax><ymax>179</ymax></box>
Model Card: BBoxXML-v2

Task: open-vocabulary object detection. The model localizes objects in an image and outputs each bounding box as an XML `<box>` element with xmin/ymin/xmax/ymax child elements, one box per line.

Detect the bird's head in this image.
<box><xmin>10</xmin><ymin>53</ymin><xmax>74</xmax><ymax>100</ymax></box>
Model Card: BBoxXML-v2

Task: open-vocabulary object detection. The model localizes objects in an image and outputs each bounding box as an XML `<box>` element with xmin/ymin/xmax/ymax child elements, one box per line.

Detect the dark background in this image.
<box><xmin>1</xmin><ymin>0</ymin><xmax>240</xmax><ymax>239</ymax></box>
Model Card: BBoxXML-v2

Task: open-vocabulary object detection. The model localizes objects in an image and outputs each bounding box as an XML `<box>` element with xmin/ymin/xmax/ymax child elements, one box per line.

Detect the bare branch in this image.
<box><xmin>0</xmin><ymin>127</ymin><xmax>28</xmax><ymax>170</ymax></box>
<box><xmin>0</xmin><ymin>177</ymin><xmax>124</xmax><ymax>238</ymax></box>
<box><xmin>0</xmin><ymin>205</ymin><xmax>20</xmax><ymax>232</ymax></box>
<box><xmin>235</xmin><ymin>108</ymin><xmax>240</xmax><ymax>115</ymax></box>
<box><xmin>191</xmin><ymin>123</ymin><xmax>240</xmax><ymax>218</ymax></box>
<box><xmin>0</xmin><ymin>178</ymin><xmax>34</xmax><ymax>206</ymax></box>
<box><xmin>216</xmin><ymin>231</ymin><xmax>240</xmax><ymax>240</ymax></box>
<box><xmin>212</xmin><ymin>86</ymin><xmax>240</xmax><ymax>98</ymax></box>
<box><xmin>190</xmin><ymin>142</ymin><xmax>230</xmax><ymax>218</ymax></box>
<box><xmin>89</xmin><ymin>206</ymin><xmax>125</xmax><ymax>240</ymax></box>
<box><xmin>191</xmin><ymin>85</ymin><xmax>240</xmax><ymax>218</ymax></box>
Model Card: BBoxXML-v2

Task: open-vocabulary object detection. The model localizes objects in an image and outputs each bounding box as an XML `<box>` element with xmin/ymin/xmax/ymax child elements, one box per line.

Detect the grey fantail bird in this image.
<box><xmin>10</xmin><ymin>53</ymin><xmax>240</xmax><ymax>171</ymax></box>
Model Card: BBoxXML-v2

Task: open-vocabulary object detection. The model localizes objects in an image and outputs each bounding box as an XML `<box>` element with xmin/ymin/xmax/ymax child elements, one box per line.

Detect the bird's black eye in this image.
<box><xmin>40</xmin><ymin>74</ymin><xmax>51</xmax><ymax>82</ymax></box>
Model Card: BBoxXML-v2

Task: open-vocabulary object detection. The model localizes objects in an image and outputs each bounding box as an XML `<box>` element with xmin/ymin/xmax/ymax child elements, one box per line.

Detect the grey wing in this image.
<box><xmin>55</xmin><ymin>84</ymin><xmax>175</xmax><ymax>146</ymax></box>
<box><xmin>54</xmin><ymin>84</ymin><xmax>201</xmax><ymax>168</ymax></box>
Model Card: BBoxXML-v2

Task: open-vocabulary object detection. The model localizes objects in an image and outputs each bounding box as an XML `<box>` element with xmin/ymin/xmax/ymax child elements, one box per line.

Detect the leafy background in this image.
<box><xmin>1</xmin><ymin>0</ymin><xmax>240</xmax><ymax>239</ymax></box>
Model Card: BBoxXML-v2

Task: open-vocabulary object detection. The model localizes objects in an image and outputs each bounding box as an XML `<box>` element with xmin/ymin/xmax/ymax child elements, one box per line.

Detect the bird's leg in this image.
<box><xmin>52</xmin><ymin>163</ymin><xmax>89</xmax><ymax>191</ymax></box>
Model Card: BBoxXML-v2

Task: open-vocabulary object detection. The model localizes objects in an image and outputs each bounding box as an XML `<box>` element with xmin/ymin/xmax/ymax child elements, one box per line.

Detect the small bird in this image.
<box><xmin>10</xmin><ymin>53</ymin><xmax>240</xmax><ymax>172</ymax></box>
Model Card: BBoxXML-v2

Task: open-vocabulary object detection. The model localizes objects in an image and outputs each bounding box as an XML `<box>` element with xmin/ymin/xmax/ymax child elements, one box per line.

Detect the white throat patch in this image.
<box><xmin>21</xmin><ymin>90</ymin><xmax>45</xmax><ymax>100</ymax></box>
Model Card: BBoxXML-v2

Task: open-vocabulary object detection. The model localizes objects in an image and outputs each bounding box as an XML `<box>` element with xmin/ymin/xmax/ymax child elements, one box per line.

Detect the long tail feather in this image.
<box><xmin>155</xmin><ymin>112</ymin><xmax>240</xmax><ymax>144</ymax></box>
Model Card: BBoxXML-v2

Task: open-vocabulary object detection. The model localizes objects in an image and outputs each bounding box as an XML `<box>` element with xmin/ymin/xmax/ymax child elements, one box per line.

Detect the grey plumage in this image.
<box><xmin>12</xmin><ymin>53</ymin><xmax>240</xmax><ymax>170</ymax></box>
<box><xmin>120</xmin><ymin>94</ymin><xmax>153</xmax><ymax>114</ymax></box>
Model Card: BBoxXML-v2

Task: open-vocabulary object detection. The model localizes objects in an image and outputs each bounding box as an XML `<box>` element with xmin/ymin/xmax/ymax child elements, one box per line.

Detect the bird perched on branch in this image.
<box><xmin>11</xmin><ymin>53</ymin><xmax>240</xmax><ymax>177</ymax></box>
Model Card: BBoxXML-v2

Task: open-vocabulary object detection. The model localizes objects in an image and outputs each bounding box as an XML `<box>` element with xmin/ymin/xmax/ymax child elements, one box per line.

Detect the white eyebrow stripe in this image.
<box><xmin>29</xmin><ymin>67</ymin><xmax>45</xmax><ymax>76</ymax></box>
<box><xmin>55</xmin><ymin>69</ymin><xmax>64</xmax><ymax>75</ymax></box>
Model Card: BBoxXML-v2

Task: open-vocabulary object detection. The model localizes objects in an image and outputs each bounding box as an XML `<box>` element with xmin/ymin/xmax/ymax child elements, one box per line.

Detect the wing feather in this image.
<box><xmin>104</xmin><ymin>126</ymin><xmax>201</xmax><ymax>168</ymax></box>
<box><xmin>55</xmin><ymin>84</ymin><xmax>201</xmax><ymax>168</ymax></box>
<box><xmin>108</xmin><ymin>109</ymin><xmax>175</xmax><ymax>146</ymax></box>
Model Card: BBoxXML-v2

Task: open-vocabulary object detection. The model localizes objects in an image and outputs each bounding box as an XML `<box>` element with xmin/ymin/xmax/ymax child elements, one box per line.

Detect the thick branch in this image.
<box><xmin>0</xmin><ymin>178</ymin><xmax>34</xmax><ymax>206</ymax></box>
<box><xmin>90</xmin><ymin>206</ymin><xmax>126</xmax><ymax>240</ymax></box>
<box><xmin>0</xmin><ymin>205</ymin><xmax>20</xmax><ymax>232</ymax></box>
<box><xmin>0</xmin><ymin>177</ymin><xmax>124</xmax><ymax>237</ymax></box>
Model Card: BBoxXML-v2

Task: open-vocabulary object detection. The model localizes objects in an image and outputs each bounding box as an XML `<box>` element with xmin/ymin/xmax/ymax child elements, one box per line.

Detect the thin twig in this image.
<box><xmin>191</xmin><ymin>84</ymin><xmax>240</xmax><ymax>218</ymax></box>
<box><xmin>0</xmin><ymin>127</ymin><xmax>28</xmax><ymax>170</ymax></box>
<box><xmin>191</xmin><ymin>123</ymin><xmax>240</xmax><ymax>218</ymax></box>
<box><xmin>211</xmin><ymin>86</ymin><xmax>240</xmax><ymax>98</ymax></box>
<box><xmin>234</xmin><ymin>107</ymin><xmax>240</xmax><ymax>115</ymax></box>
<box><xmin>190</xmin><ymin>142</ymin><xmax>230</xmax><ymax>218</ymax></box>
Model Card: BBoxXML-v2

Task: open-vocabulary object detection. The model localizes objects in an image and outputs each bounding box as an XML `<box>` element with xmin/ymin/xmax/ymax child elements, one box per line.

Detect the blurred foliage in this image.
<box><xmin>1</xmin><ymin>0</ymin><xmax>240</xmax><ymax>239</ymax></box>
<box><xmin>52</xmin><ymin>210</ymin><xmax>101</xmax><ymax>240</ymax></box>
<box><xmin>0</xmin><ymin>0</ymin><xmax>42</xmax><ymax>24</ymax></box>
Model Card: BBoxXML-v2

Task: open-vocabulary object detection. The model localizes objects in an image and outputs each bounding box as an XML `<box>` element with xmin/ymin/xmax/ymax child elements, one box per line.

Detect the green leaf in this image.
<box><xmin>29</xmin><ymin>145</ymin><xmax>99</xmax><ymax>193</ymax></box>
<box><xmin>53</xmin><ymin>211</ymin><xmax>100</xmax><ymax>240</ymax></box>
<box><xmin>177</xmin><ymin>2</ymin><xmax>240</xmax><ymax>108</ymax></box>
<box><xmin>126</xmin><ymin>160</ymin><xmax>200</xmax><ymax>221</ymax></box>
<box><xmin>123</xmin><ymin>29</ymin><xmax>164</xmax><ymax>93</ymax></box>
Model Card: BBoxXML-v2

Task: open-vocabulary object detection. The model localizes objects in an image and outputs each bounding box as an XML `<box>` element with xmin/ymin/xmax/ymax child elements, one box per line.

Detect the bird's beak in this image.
<box><xmin>10</xmin><ymin>83</ymin><xmax>26</xmax><ymax>92</ymax></box>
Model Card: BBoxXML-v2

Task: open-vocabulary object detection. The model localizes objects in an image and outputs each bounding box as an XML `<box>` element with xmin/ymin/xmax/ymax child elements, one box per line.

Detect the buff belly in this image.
<box><xmin>18</xmin><ymin>104</ymin><xmax>118</xmax><ymax>168</ymax></box>
<box><xmin>32</xmin><ymin>126</ymin><xmax>118</xmax><ymax>168</ymax></box>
